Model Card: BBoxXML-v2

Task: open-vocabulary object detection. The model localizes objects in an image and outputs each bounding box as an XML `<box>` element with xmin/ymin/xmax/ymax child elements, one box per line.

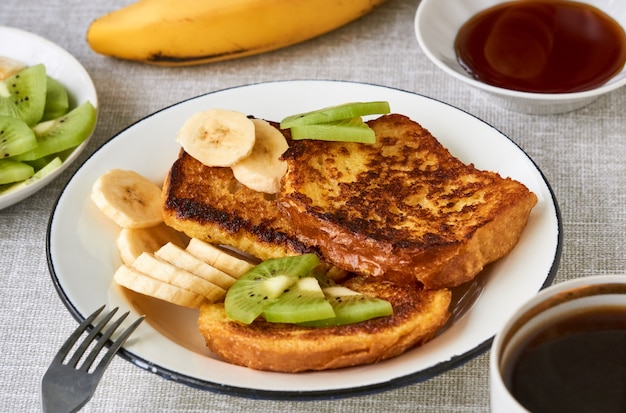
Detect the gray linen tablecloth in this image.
<box><xmin>1</xmin><ymin>0</ymin><xmax>624</xmax><ymax>412</ymax></box>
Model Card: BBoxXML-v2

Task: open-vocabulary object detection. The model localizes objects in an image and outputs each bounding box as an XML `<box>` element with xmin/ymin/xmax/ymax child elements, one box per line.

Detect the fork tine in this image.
<box><xmin>67</xmin><ymin>306</ymin><xmax>119</xmax><ymax>368</ymax></box>
<box><xmin>91</xmin><ymin>314</ymin><xmax>145</xmax><ymax>377</ymax></box>
<box><xmin>51</xmin><ymin>305</ymin><xmax>106</xmax><ymax>365</ymax></box>
<box><xmin>79</xmin><ymin>310</ymin><xmax>128</xmax><ymax>372</ymax></box>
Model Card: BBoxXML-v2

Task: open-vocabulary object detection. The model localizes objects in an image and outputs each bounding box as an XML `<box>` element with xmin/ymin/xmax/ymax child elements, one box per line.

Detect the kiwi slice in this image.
<box><xmin>290</xmin><ymin>117</ymin><xmax>376</xmax><ymax>144</ymax></box>
<box><xmin>0</xmin><ymin>95</ymin><xmax>20</xmax><ymax>118</ymax></box>
<box><xmin>224</xmin><ymin>254</ymin><xmax>321</xmax><ymax>324</ymax></box>
<box><xmin>13</xmin><ymin>101</ymin><xmax>96</xmax><ymax>162</ymax></box>
<box><xmin>0</xmin><ymin>115</ymin><xmax>37</xmax><ymax>158</ymax></box>
<box><xmin>41</xmin><ymin>76</ymin><xmax>69</xmax><ymax>121</ymax></box>
<box><xmin>262</xmin><ymin>276</ymin><xmax>335</xmax><ymax>324</ymax></box>
<box><xmin>0</xmin><ymin>159</ymin><xmax>34</xmax><ymax>185</ymax></box>
<box><xmin>0</xmin><ymin>64</ymin><xmax>47</xmax><ymax>126</ymax></box>
<box><xmin>1</xmin><ymin>156</ymin><xmax>61</xmax><ymax>193</ymax></box>
<box><xmin>299</xmin><ymin>286</ymin><xmax>393</xmax><ymax>327</ymax></box>
<box><xmin>24</xmin><ymin>154</ymin><xmax>56</xmax><ymax>171</ymax></box>
<box><xmin>280</xmin><ymin>101</ymin><xmax>390</xmax><ymax>129</ymax></box>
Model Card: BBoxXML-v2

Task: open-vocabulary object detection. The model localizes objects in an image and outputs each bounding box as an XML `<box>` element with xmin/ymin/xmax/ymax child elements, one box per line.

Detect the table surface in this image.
<box><xmin>1</xmin><ymin>0</ymin><xmax>625</xmax><ymax>412</ymax></box>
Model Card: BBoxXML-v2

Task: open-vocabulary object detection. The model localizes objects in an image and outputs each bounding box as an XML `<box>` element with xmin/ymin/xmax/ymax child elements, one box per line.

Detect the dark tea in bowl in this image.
<box><xmin>415</xmin><ymin>0</ymin><xmax>626</xmax><ymax>114</ymax></box>
<box><xmin>490</xmin><ymin>274</ymin><xmax>626</xmax><ymax>413</ymax></box>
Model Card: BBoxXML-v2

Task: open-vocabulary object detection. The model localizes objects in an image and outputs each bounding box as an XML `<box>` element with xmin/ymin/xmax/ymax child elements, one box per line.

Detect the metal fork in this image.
<box><xmin>41</xmin><ymin>305</ymin><xmax>144</xmax><ymax>413</ymax></box>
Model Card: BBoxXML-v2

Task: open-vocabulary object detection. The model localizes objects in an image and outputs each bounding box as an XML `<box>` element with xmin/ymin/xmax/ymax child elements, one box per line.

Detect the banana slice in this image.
<box><xmin>176</xmin><ymin>109</ymin><xmax>255</xmax><ymax>167</ymax></box>
<box><xmin>231</xmin><ymin>118</ymin><xmax>289</xmax><ymax>194</ymax></box>
<box><xmin>155</xmin><ymin>242</ymin><xmax>237</xmax><ymax>290</ymax></box>
<box><xmin>186</xmin><ymin>238</ymin><xmax>254</xmax><ymax>278</ymax></box>
<box><xmin>91</xmin><ymin>169</ymin><xmax>163</xmax><ymax>229</ymax></box>
<box><xmin>114</xmin><ymin>264</ymin><xmax>206</xmax><ymax>309</ymax></box>
<box><xmin>116</xmin><ymin>223</ymin><xmax>188</xmax><ymax>265</ymax></box>
<box><xmin>131</xmin><ymin>252</ymin><xmax>226</xmax><ymax>302</ymax></box>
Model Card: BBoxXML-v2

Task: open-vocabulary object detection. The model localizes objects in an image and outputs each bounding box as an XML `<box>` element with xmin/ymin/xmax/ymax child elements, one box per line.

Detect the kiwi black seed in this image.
<box><xmin>224</xmin><ymin>254</ymin><xmax>321</xmax><ymax>324</ymax></box>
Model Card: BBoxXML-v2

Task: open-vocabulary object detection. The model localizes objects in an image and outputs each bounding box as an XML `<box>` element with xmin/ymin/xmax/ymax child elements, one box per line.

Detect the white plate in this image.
<box><xmin>0</xmin><ymin>26</ymin><xmax>98</xmax><ymax>210</ymax></box>
<box><xmin>47</xmin><ymin>80</ymin><xmax>561</xmax><ymax>399</ymax></box>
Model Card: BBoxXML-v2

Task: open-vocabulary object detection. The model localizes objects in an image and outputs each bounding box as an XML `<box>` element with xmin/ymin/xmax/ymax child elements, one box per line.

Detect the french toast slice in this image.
<box><xmin>162</xmin><ymin>148</ymin><xmax>320</xmax><ymax>261</ymax></box>
<box><xmin>278</xmin><ymin>114</ymin><xmax>538</xmax><ymax>289</ymax></box>
<box><xmin>198</xmin><ymin>276</ymin><xmax>451</xmax><ymax>372</ymax></box>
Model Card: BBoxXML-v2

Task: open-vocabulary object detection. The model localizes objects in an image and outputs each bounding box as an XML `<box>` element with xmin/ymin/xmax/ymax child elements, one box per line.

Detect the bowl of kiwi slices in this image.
<box><xmin>0</xmin><ymin>26</ymin><xmax>98</xmax><ymax>210</ymax></box>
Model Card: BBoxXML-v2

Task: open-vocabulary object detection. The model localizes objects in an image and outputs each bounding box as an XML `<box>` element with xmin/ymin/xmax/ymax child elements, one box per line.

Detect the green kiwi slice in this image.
<box><xmin>41</xmin><ymin>76</ymin><xmax>69</xmax><ymax>121</ymax></box>
<box><xmin>13</xmin><ymin>101</ymin><xmax>96</xmax><ymax>162</ymax></box>
<box><xmin>280</xmin><ymin>101</ymin><xmax>390</xmax><ymax>129</ymax></box>
<box><xmin>0</xmin><ymin>64</ymin><xmax>47</xmax><ymax>126</ymax></box>
<box><xmin>289</xmin><ymin>117</ymin><xmax>376</xmax><ymax>144</ymax></box>
<box><xmin>224</xmin><ymin>254</ymin><xmax>321</xmax><ymax>324</ymax></box>
<box><xmin>0</xmin><ymin>159</ymin><xmax>34</xmax><ymax>185</ymax></box>
<box><xmin>262</xmin><ymin>276</ymin><xmax>335</xmax><ymax>324</ymax></box>
<box><xmin>0</xmin><ymin>95</ymin><xmax>20</xmax><ymax>118</ymax></box>
<box><xmin>0</xmin><ymin>115</ymin><xmax>37</xmax><ymax>158</ymax></box>
<box><xmin>299</xmin><ymin>286</ymin><xmax>393</xmax><ymax>327</ymax></box>
<box><xmin>0</xmin><ymin>156</ymin><xmax>61</xmax><ymax>193</ymax></box>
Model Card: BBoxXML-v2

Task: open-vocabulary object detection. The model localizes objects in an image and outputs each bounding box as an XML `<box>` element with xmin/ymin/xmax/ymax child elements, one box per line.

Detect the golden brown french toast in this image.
<box><xmin>278</xmin><ymin>114</ymin><xmax>537</xmax><ymax>289</ymax></box>
<box><xmin>162</xmin><ymin>148</ymin><xmax>320</xmax><ymax>261</ymax></box>
<box><xmin>198</xmin><ymin>276</ymin><xmax>451</xmax><ymax>372</ymax></box>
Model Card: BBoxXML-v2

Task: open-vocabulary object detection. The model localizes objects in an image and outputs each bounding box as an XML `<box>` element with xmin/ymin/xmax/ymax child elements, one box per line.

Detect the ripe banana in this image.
<box><xmin>231</xmin><ymin>118</ymin><xmax>288</xmax><ymax>194</ymax></box>
<box><xmin>86</xmin><ymin>0</ymin><xmax>388</xmax><ymax>66</ymax></box>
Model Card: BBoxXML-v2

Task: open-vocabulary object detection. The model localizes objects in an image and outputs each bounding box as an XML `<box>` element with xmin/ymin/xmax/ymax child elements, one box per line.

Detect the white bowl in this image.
<box><xmin>0</xmin><ymin>26</ymin><xmax>98</xmax><ymax>210</ymax></box>
<box><xmin>415</xmin><ymin>0</ymin><xmax>626</xmax><ymax>114</ymax></box>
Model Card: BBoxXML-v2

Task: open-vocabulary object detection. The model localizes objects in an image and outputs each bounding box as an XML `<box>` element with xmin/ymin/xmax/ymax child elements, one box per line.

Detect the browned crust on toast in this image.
<box><xmin>278</xmin><ymin>114</ymin><xmax>537</xmax><ymax>289</ymax></box>
<box><xmin>198</xmin><ymin>276</ymin><xmax>451</xmax><ymax>372</ymax></box>
<box><xmin>162</xmin><ymin>149</ymin><xmax>320</xmax><ymax>260</ymax></box>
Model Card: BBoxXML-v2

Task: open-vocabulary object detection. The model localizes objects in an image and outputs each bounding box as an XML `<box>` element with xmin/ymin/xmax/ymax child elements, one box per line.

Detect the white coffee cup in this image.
<box><xmin>490</xmin><ymin>274</ymin><xmax>626</xmax><ymax>413</ymax></box>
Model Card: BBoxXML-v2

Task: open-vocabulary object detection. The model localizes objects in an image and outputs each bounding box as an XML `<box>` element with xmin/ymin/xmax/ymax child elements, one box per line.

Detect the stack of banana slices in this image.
<box><xmin>91</xmin><ymin>168</ymin><xmax>254</xmax><ymax>309</ymax></box>
<box><xmin>176</xmin><ymin>109</ymin><xmax>288</xmax><ymax>194</ymax></box>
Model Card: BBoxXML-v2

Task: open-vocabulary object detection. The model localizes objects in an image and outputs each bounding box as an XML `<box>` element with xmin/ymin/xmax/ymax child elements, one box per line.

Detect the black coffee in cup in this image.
<box><xmin>503</xmin><ymin>306</ymin><xmax>626</xmax><ymax>413</ymax></box>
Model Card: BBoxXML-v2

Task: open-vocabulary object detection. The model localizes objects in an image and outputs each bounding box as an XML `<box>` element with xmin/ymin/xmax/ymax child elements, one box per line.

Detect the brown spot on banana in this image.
<box><xmin>148</xmin><ymin>49</ymin><xmax>253</xmax><ymax>66</ymax></box>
